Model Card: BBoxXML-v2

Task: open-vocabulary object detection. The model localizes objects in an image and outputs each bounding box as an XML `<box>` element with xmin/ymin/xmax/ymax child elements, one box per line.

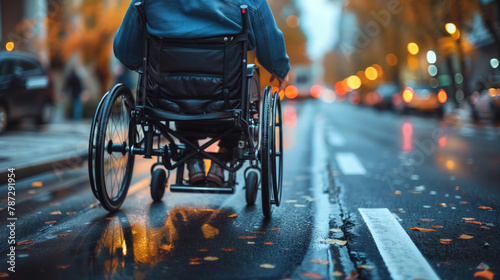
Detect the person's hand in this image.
<box><xmin>269</xmin><ymin>74</ymin><xmax>289</xmax><ymax>92</ymax></box>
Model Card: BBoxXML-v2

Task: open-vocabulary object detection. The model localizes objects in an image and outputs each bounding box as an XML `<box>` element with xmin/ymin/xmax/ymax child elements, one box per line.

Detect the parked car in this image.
<box><xmin>371</xmin><ymin>82</ymin><xmax>400</xmax><ymax>109</ymax></box>
<box><xmin>0</xmin><ymin>51</ymin><xmax>54</xmax><ymax>133</ymax></box>
<box><xmin>393</xmin><ymin>81</ymin><xmax>446</xmax><ymax>117</ymax></box>
<box><xmin>470</xmin><ymin>83</ymin><xmax>500</xmax><ymax>123</ymax></box>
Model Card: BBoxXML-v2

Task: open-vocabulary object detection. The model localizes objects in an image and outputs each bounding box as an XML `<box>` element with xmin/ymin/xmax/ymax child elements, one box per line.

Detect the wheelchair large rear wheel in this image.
<box><xmin>88</xmin><ymin>92</ymin><xmax>109</xmax><ymax>200</ymax></box>
<box><xmin>94</xmin><ymin>84</ymin><xmax>136</xmax><ymax>212</ymax></box>
<box><xmin>260</xmin><ymin>86</ymin><xmax>283</xmax><ymax>218</ymax></box>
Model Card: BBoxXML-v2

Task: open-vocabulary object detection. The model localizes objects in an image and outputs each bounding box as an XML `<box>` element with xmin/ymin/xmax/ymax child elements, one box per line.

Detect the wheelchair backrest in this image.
<box><xmin>146</xmin><ymin>34</ymin><xmax>245</xmax><ymax>115</ymax></box>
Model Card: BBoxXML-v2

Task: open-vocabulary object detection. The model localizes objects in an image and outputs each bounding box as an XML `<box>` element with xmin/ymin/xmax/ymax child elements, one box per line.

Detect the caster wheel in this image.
<box><xmin>151</xmin><ymin>168</ymin><xmax>167</xmax><ymax>202</ymax></box>
<box><xmin>245</xmin><ymin>170</ymin><xmax>259</xmax><ymax>206</ymax></box>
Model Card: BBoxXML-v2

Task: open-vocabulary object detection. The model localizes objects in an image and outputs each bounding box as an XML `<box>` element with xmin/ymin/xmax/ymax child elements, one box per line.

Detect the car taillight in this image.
<box><xmin>438</xmin><ymin>89</ymin><xmax>447</xmax><ymax>103</ymax></box>
<box><xmin>403</xmin><ymin>87</ymin><xmax>414</xmax><ymax>103</ymax></box>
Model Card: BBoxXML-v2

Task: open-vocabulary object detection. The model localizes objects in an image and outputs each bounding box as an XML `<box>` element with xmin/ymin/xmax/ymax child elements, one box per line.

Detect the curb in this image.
<box><xmin>0</xmin><ymin>148</ymin><xmax>88</xmax><ymax>185</ymax></box>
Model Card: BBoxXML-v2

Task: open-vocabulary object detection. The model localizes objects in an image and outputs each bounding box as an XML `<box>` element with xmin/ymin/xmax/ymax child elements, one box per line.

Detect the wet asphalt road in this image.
<box><xmin>1</xmin><ymin>99</ymin><xmax>499</xmax><ymax>280</ymax></box>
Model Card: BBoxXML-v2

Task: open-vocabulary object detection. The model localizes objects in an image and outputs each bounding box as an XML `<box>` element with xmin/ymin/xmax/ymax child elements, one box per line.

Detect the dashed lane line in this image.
<box><xmin>334</xmin><ymin>152</ymin><xmax>367</xmax><ymax>175</ymax></box>
<box><xmin>359</xmin><ymin>208</ymin><xmax>440</xmax><ymax>280</ymax></box>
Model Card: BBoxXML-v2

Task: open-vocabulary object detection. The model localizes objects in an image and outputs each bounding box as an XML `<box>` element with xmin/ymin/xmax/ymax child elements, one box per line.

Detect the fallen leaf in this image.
<box><xmin>58</xmin><ymin>234</ymin><xmax>70</xmax><ymax>237</ymax></box>
<box><xmin>263</xmin><ymin>242</ymin><xmax>275</xmax><ymax>245</ymax></box>
<box><xmin>473</xmin><ymin>269</ymin><xmax>495</xmax><ymax>280</ymax></box>
<box><xmin>160</xmin><ymin>244</ymin><xmax>173</xmax><ymax>251</ymax></box>
<box><xmin>394</xmin><ymin>190</ymin><xmax>402</xmax><ymax>195</ymax></box>
<box><xmin>57</xmin><ymin>265</ymin><xmax>70</xmax><ymax>269</ymax></box>
<box><xmin>459</xmin><ymin>201</ymin><xmax>470</xmax><ymax>204</ymax></box>
<box><xmin>393</xmin><ymin>210</ymin><xmax>406</xmax><ymax>213</ymax></box>
<box><xmin>440</xmin><ymin>239</ymin><xmax>452</xmax><ymax>244</ymax></box>
<box><xmin>462</xmin><ymin>218</ymin><xmax>476</xmax><ymax>221</ymax></box>
<box><xmin>222</xmin><ymin>248</ymin><xmax>235</xmax><ymax>252</ymax></box>
<box><xmin>359</xmin><ymin>265</ymin><xmax>375</xmax><ymax>269</ymax></box>
<box><xmin>478</xmin><ymin>206</ymin><xmax>493</xmax><ymax>210</ymax></box>
<box><xmin>105</xmin><ymin>217</ymin><xmax>117</xmax><ymax>220</ymax></box>
<box><xmin>410</xmin><ymin>227</ymin><xmax>437</xmax><ymax>232</ymax></box>
<box><xmin>28</xmin><ymin>190</ymin><xmax>36</xmax><ymax>194</ymax></box>
<box><xmin>481</xmin><ymin>226</ymin><xmax>491</xmax><ymax>230</ymax></box>
<box><xmin>50</xmin><ymin>211</ymin><xmax>62</xmax><ymax>215</ymax></box>
<box><xmin>189</xmin><ymin>262</ymin><xmax>201</xmax><ymax>265</ymax></box>
<box><xmin>330</xmin><ymin>228</ymin><xmax>342</xmax><ymax>233</ymax></box>
<box><xmin>420</xmin><ymin>219</ymin><xmax>435</xmax><ymax>222</ymax></box>
<box><xmin>260</xmin><ymin>263</ymin><xmax>275</xmax><ymax>269</ymax></box>
<box><xmin>458</xmin><ymin>234</ymin><xmax>474</xmax><ymax>239</ymax></box>
<box><xmin>0</xmin><ymin>272</ymin><xmax>10</xmax><ymax>277</ymax></box>
<box><xmin>310</xmin><ymin>259</ymin><xmax>329</xmax><ymax>265</ymax></box>
<box><xmin>31</xmin><ymin>181</ymin><xmax>43</xmax><ymax>187</ymax></box>
<box><xmin>247</xmin><ymin>242</ymin><xmax>255</xmax><ymax>244</ymax></box>
<box><xmin>332</xmin><ymin>271</ymin><xmax>344</xmax><ymax>277</ymax></box>
<box><xmin>301</xmin><ymin>272</ymin><xmax>323</xmax><ymax>279</ymax></box>
<box><xmin>189</xmin><ymin>258</ymin><xmax>202</xmax><ymax>262</ymax></box>
<box><xmin>250</xmin><ymin>231</ymin><xmax>265</xmax><ymax>234</ymax></box>
<box><xmin>204</xmin><ymin>256</ymin><xmax>219</xmax><ymax>261</ymax></box>
<box><xmin>272</xmin><ymin>228</ymin><xmax>281</xmax><ymax>231</ymax></box>
<box><xmin>228</xmin><ymin>213</ymin><xmax>238</xmax><ymax>218</ymax></box>
<box><xmin>408</xmin><ymin>190</ymin><xmax>422</xmax><ymax>194</ymax></box>
<box><xmin>432</xmin><ymin>225</ymin><xmax>444</xmax><ymax>229</ymax></box>
<box><xmin>325</xmin><ymin>239</ymin><xmax>347</xmax><ymax>246</ymax></box>
<box><xmin>466</xmin><ymin>221</ymin><xmax>483</xmax><ymax>225</ymax></box>
<box><xmin>345</xmin><ymin>271</ymin><xmax>360</xmax><ymax>280</ymax></box>
<box><xmin>66</xmin><ymin>211</ymin><xmax>76</xmax><ymax>215</ymax></box>
<box><xmin>49</xmin><ymin>202</ymin><xmax>61</xmax><ymax>206</ymax></box>
<box><xmin>16</xmin><ymin>240</ymin><xmax>35</xmax><ymax>246</ymax></box>
<box><xmin>440</xmin><ymin>261</ymin><xmax>453</xmax><ymax>266</ymax></box>
<box><xmin>199</xmin><ymin>248</ymin><xmax>209</xmax><ymax>252</ymax></box>
<box><xmin>237</xmin><ymin>236</ymin><xmax>257</xmax><ymax>239</ymax></box>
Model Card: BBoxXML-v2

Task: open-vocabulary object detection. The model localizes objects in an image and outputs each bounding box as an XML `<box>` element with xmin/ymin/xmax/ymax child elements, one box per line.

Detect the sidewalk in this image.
<box><xmin>0</xmin><ymin>121</ymin><xmax>90</xmax><ymax>185</ymax></box>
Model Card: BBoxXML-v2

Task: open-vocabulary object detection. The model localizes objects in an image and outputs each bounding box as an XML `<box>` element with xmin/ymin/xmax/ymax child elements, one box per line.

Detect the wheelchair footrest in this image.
<box><xmin>169</xmin><ymin>184</ymin><xmax>235</xmax><ymax>194</ymax></box>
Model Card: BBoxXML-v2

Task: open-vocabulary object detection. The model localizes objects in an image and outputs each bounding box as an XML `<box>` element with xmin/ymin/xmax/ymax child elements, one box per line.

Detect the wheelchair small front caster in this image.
<box><xmin>150</xmin><ymin>168</ymin><xmax>167</xmax><ymax>202</ymax></box>
<box><xmin>245</xmin><ymin>170</ymin><xmax>259</xmax><ymax>206</ymax></box>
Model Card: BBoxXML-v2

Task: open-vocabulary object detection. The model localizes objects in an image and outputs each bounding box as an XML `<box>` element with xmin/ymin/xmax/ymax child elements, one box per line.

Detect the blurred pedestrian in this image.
<box><xmin>64</xmin><ymin>68</ymin><xmax>83</xmax><ymax>121</ymax></box>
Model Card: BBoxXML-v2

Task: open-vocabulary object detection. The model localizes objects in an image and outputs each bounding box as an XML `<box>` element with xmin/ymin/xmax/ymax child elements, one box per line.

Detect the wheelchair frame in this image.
<box><xmin>88</xmin><ymin>3</ymin><xmax>283</xmax><ymax>218</ymax></box>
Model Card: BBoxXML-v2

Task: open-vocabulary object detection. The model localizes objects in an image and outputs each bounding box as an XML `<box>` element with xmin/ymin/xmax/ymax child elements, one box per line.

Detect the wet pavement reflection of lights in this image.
<box><xmin>402</xmin><ymin>121</ymin><xmax>413</xmax><ymax>152</ymax></box>
<box><xmin>87</xmin><ymin>207</ymin><xmax>231</xmax><ymax>279</ymax></box>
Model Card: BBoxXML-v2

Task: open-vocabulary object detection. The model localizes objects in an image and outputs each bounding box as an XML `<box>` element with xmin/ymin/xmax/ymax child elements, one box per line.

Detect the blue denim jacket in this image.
<box><xmin>113</xmin><ymin>0</ymin><xmax>290</xmax><ymax>80</ymax></box>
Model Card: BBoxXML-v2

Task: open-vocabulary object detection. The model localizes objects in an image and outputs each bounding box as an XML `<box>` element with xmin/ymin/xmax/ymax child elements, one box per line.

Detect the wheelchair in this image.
<box><xmin>88</xmin><ymin>3</ymin><xmax>283</xmax><ymax>218</ymax></box>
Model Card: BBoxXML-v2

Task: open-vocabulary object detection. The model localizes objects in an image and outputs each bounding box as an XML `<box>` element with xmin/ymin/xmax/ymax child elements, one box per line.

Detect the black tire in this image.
<box><xmin>245</xmin><ymin>170</ymin><xmax>259</xmax><ymax>206</ymax></box>
<box><xmin>0</xmin><ymin>104</ymin><xmax>7</xmax><ymax>134</ymax></box>
<box><xmin>36</xmin><ymin>101</ymin><xmax>53</xmax><ymax>125</ymax></box>
<box><xmin>88</xmin><ymin>92</ymin><xmax>110</xmax><ymax>200</ymax></box>
<box><xmin>260</xmin><ymin>86</ymin><xmax>273</xmax><ymax>218</ymax></box>
<box><xmin>95</xmin><ymin>84</ymin><xmax>135</xmax><ymax>212</ymax></box>
<box><xmin>150</xmin><ymin>168</ymin><xmax>167</xmax><ymax>202</ymax></box>
<box><xmin>271</xmin><ymin>92</ymin><xmax>283</xmax><ymax>206</ymax></box>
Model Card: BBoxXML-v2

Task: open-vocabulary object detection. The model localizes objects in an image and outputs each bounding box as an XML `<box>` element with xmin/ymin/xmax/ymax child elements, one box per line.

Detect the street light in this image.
<box><xmin>6</xmin><ymin>42</ymin><xmax>14</xmax><ymax>52</ymax></box>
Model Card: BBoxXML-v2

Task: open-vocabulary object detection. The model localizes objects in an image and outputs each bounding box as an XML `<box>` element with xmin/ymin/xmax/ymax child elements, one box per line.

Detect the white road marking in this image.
<box><xmin>359</xmin><ymin>208</ymin><xmax>440</xmax><ymax>280</ymax></box>
<box><xmin>327</xmin><ymin>127</ymin><xmax>346</xmax><ymax>147</ymax></box>
<box><xmin>335</xmin><ymin>152</ymin><xmax>366</xmax><ymax>175</ymax></box>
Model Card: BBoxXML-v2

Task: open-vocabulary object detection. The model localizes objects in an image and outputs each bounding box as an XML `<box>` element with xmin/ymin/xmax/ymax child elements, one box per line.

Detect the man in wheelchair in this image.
<box><xmin>88</xmin><ymin>0</ymin><xmax>289</xmax><ymax>218</ymax></box>
<box><xmin>113</xmin><ymin>0</ymin><xmax>290</xmax><ymax>186</ymax></box>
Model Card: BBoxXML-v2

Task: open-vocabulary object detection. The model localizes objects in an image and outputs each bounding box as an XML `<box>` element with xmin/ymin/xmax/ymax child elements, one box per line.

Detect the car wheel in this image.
<box><xmin>0</xmin><ymin>105</ymin><xmax>8</xmax><ymax>134</ymax></box>
<box><xmin>37</xmin><ymin>102</ymin><xmax>53</xmax><ymax>125</ymax></box>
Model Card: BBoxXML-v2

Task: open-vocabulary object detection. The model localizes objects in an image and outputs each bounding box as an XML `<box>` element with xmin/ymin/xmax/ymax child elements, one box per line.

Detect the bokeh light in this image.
<box><xmin>6</xmin><ymin>42</ymin><xmax>14</xmax><ymax>52</ymax></box>
<box><xmin>428</xmin><ymin>65</ymin><xmax>438</xmax><ymax>76</ymax></box>
<box><xmin>285</xmin><ymin>85</ymin><xmax>298</xmax><ymax>99</ymax></box>
<box><xmin>310</xmin><ymin>85</ymin><xmax>322</xmax><ymax>98</ymax></box>
<box><xmin>427</xmin><ymin>50</ymin><xmax>437</xmax><ymax>64</ymax></box>
<box><xmin>386</xmin><ymin>53</ymin><xmax>398</xmax><ymax>66</ymax></box>
<box><xmin>490</xmin><ymin>58</ymin><xmax>499</xmax><ymax>69</ymax></box>
<box><xmin>407</xmin><ymin>42</ymin><xmax>419</xmax><ymax>55</ymax></box>
<box><xmin>346</xmin><ymin>75</ymin><xmax>361</xmax><ymax>90</ymax></box>
<box><xmin>286</xmin><ymin>15</ymin><xmax>299</xmax><ymax>29</ymax></box>
<box><xmin>365</xmin><ymin>66</ymin><xmax>378</xmax><ymax>80</ymax></box>
<box><xmin>445</xmin><ymin>23</ymin><xmax>457</xmax><ymax>34</ymax></box>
